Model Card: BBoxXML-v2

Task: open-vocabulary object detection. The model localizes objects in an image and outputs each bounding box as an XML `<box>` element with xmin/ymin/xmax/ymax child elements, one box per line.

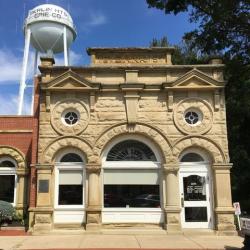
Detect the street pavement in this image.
<box><xmin>0</xmin><ymin>233</ymin><xmax>244</xmax><ymax>250</ymax></box>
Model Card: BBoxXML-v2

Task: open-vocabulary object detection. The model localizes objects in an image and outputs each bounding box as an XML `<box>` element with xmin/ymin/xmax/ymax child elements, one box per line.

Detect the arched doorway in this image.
<box><xmin>179</xmin><ymin>148</ymin><xmax>213</xmax><ymax>229</ymax></box>
<box><xmin>102</xmin><ymin>136</ymin><xmax>164</xmax><ymax>224</ymax></box>
<box><xmin>54</xmin><ymin>148</ymin><xmax>86</xmax><ymax>224</ymax></box>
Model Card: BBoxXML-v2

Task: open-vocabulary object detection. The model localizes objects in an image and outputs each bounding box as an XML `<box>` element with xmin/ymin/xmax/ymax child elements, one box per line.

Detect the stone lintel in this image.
<box><xmin>212</xmin><ymin>163</ymin><xmax>233</xmax><ymax>170</ymax></box>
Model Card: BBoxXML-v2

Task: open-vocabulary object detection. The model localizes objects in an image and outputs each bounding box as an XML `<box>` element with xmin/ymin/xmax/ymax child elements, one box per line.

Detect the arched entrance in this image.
<box><xmin>102</xmin><ymin>135</ymin><xmax>164</xmax><ymax>224</ymax></box>
<box><xmin>179</xmin><ymin>148</ymin><xmax>213</xmax><ymax>229</ymax></box>
<box><xmin>54</xmin><ymin>148</ymin><xmax>86</xmax><ymax>224</ymax></box>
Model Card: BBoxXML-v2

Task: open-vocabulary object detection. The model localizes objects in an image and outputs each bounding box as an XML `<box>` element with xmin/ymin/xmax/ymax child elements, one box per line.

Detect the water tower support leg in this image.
<box><xmin>18</xmin><ymin>28</ymin><xmax>31</xmax><ymax>115</ymax></box>
<box><xmin>30</xmin><ymin>50</ymin><xmax>38</xmax><ymax>115</ymax></box>
<box><xmin>63</xmin><ymin>26</ymin><xmax>69</xmax><ymax>66</ymax></box>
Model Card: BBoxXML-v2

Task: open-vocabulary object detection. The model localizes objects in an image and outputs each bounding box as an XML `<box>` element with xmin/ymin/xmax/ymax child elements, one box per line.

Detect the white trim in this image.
<box><xmin>103</xmin><ymin>161</ymin><xmax>161</xmax><ymax>169</ymax></box>
<box><xmin>179</xmin><ymin>163</ymin><xmax>214</xmax><ymax>229</ymax></box>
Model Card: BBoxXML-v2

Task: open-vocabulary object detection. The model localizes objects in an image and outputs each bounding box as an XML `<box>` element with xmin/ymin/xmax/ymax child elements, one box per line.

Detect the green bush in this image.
<box><xmin>0</xmin><ymin>200</ymin><xmax>15</xmax><ymax>223</ymax></box>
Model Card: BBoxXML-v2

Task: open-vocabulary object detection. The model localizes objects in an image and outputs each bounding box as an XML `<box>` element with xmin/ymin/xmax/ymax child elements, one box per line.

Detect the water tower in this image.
<box><xmin>18</xmin><ymin>4</ymin><xmax>77</xmax><ymax>115</ymax></box>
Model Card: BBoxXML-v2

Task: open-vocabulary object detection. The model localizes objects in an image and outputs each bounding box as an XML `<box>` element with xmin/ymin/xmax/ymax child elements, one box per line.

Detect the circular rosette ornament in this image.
<box><xmin>174</xmin><ymin>98</ymin><xmax>213</xmax><ymax>135</ymax></box>
<box><xmin>51</xmin><ymin>99</ymin><xmax>89</xmax><ymax>135</ymax></box>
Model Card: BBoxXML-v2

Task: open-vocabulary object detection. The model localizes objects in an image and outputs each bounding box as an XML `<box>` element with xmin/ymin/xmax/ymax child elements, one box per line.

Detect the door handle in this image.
<box><xmin>181</xmin><ymin>197</ymin><xmax>184</xmax><ymax>207</ymax></box>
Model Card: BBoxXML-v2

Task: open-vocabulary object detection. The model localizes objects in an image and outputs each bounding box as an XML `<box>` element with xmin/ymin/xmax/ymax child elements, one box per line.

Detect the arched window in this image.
<box><xmin>104</xmin><ymin>139</ymin><xmax>160</xmax><ymax>209</ymax></box>
<box><xmin>180</xmin><ymin>153</ymin><xmax>204</xmax><ymax>162</ymax></box>
<box><xmin>0</xmin><ymin>157</ymin><xmax>16</xmax><ymax>204</ymax></box>
<box><xmin>55</xmin><ymin>150</ymin><xmax>85</xmax><ymax>209</ymax></box>
<box><xmin>60</xmin><ymin>153</ymin><xmax>83</xmax><ymax>162</ymax></box>
<box><xmin>107</xmin><ymin>140</ymin><xmax>157</xmax><ymax>161</ymax></box>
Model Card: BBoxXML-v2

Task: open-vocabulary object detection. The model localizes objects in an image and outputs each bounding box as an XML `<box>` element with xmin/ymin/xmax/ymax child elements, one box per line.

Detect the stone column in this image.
<box><xmin>164</xmin><ymin>163</ymin><xmax>181</xmax><ymax>232</ymax></box>
<box><xmin>15</xmin><ymin>168</ymin><xmax>29</xmax><ymax>216</ymax></box>
<box><xmin>86</xmin><ymin>163</ymin><xmax>102</xmax><ymax>231</ymax></box>
<box><xmin>213</xmin><ymin>163</ymin><xmax>236</xmax><ymax>235</ymax></box>
<box><xmin>33</xmin><ymin>164</ymin><xmax>53</xmax><ymax>232</ymax></box>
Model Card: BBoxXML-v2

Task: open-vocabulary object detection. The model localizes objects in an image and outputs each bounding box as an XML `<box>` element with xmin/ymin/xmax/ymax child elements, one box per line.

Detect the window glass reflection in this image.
<box><xmin>104</xmin><ymin>185</ymin><xmax>160</xmax><ymax>208</ymax></box>
<box><xmin>59</xmin><ymin>185</ymin><xmax>82</xmax><ymax>205</ymax></box>
<box><xmin>0</xmin><ymin>175</ymin><xmax>15</xmax><ymax>203</ymax></box>
<box><xmin>185</xmin><ymin>207</ymin><xmax>208</xmax><ymax>222</ymax></box>
<box><xmin>183</xmin><ymin>175</ymin><xmax>206</xmax><ymax>201</ymax></box>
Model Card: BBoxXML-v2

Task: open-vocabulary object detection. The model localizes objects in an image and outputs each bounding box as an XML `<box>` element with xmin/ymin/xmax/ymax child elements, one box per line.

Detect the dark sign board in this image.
<box><xmin>38</xmin><ymin>179</ymin><xmax>49</xmax><ymax>193</ymax></box>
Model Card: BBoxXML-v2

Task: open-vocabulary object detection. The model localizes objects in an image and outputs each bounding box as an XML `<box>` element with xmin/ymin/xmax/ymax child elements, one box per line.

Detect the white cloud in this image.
<box><xmin>54</xmin><ymin>50</ymin><xmax>82</xmax><ymax>66</ymax></box>
<box><xmin>0</xmin><ymin>48</ymin><xmax>83</xmax><ymax>84</ymax></box>
<box><xmin>88</xmin><ymin>12</ymin><xmax>107</xmax><ymax>26</ymax></box>
<box><xmin>80</xmin><ymin>11</ymin><xmax>107</xmax><ymax>31</ymax></box>
<box><xmin>0</xmin><ymin>94</ymin><xmax>31</xmax><ymax>115</ymax></box>
<box><xmin>0</xmin><ymin>49</ymin><xmax>23</xmax><ymax>83</ymax></box>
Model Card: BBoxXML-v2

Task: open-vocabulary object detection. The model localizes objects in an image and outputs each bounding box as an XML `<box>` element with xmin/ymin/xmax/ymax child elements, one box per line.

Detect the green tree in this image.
<box><xmin>147</xmin><ymin>0</ymin><xmax>250</xmax><ymax>62</ymax></box>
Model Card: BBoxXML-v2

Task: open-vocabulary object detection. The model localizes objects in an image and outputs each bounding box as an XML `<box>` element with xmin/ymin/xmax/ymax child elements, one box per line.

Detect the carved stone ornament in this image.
<box><xmin>51</xmin><ymin>99</ymin><xmax>89</xmax><ymax>135</ymax></box>
<box><xmin>173</xmin><ymin>98</ymin><xmax>213</xmax><ymax>135</ymax></box>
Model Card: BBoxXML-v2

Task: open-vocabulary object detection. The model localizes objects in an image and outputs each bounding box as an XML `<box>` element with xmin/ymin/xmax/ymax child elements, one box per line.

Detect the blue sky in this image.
<box><xmin>0</xmin><ymin>0</ymin><xmax>195</xmax><ymax>115</ymax></box>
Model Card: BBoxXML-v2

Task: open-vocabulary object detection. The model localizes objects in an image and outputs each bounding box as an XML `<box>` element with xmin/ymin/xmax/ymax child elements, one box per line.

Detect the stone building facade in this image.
<box><xmin>15</xmin><ymin>47</ymin><xmax>235</xmax><ymax>234</ymax></box>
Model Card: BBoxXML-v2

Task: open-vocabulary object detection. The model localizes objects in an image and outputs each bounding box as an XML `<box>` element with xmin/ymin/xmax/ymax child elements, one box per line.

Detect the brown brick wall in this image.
<box><xmin>0</xmin><ymin>76</ymin><xmax>40</xmax><ymax>208</ymax></box>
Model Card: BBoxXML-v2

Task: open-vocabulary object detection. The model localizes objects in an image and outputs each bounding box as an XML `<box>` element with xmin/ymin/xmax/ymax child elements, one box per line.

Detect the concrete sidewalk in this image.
<box><xmin>0</xmin><ymin>234</ymin><xmax>244</xmax><ymax>250</ymax></box>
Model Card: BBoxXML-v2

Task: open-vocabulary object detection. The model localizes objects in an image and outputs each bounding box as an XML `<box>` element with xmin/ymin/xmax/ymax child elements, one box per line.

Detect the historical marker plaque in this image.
<box><xmin>38</xmin><ymin>179</ymin><xmax>49</xmax><ymax>193</ymax></box>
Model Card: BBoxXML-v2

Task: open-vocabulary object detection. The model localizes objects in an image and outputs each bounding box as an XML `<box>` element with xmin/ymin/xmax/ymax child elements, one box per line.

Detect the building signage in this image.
<box><xmin>233</xmin><ymin>202</ymin><xmax>241</xmax><ymax>215</ymax></box>
<box><xmin>38</xmin><ymin>179</ymin><xmax>49</xmax><ymax>193</ymax></box>
<box><xmin>26</xmin><ymin>5</ymin><xmax>72</xmax><ymax>27</ymax></box>
<box><xmin>95</xmin><ymin>55</ymin><xmax>166</xmax><ymax>65</ymax></box>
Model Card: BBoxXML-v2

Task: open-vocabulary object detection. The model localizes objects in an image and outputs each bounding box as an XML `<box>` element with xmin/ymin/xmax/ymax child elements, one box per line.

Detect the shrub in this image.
<box><xmin>0</xmin><ymin>200</ymin><xmax>15</xmax><ymax>223</ymax></box>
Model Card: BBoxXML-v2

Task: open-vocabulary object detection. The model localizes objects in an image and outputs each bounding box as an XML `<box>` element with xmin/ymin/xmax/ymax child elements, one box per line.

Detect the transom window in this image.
<box><xmin>60</xmin><ymin>153</ymin><xmax>83</xmax><ymax>162</ymax></box>
<box><xmin>181</xmin><ymin>153</ymin><xmax>204</xmax><ymax>162</ymax></box>
<box><xmin>106</xmin><ymin>140</ymin><xmax>157</xmax><ymax>161</ymax></box>
<box><xmin>0</xmin><ymin>160</ymin><xmax>15</xmax><ymax>168</ymax></box>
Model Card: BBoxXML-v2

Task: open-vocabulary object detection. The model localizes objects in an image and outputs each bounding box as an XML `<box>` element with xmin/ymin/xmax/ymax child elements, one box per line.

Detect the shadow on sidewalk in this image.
<box><xmin>225</xmin><ymin>246</ymin><xmax>242</xmax><ymax>250</ymax></box>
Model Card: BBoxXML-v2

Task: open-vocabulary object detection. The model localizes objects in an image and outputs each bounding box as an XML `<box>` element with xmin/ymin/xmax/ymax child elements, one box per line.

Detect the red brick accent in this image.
<box><xmin>0</xmin><ymin>76</ymin><xmax>40</xmax><ymax>209</ymax></box>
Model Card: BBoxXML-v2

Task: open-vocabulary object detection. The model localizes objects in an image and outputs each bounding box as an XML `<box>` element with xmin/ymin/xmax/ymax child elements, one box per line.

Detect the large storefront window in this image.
<box><xmin>0</xmin><ymin>158</ymin><xmax>16</xmax><ymax>204</ymax></box>
<box><xmin>104</xmin><ymin>140</ymin><xmax>160</xmax><ymax>209</ymax></box>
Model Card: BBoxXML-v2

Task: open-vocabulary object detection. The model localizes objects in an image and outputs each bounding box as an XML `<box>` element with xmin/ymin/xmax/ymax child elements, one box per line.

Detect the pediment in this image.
<box><xmin>164</xmin><ymin>68</ymin><xmax>225</xmax><ymax>90</ymax></box>
<box><xmin>43</xmin><ymin>69</ymin><xmax>100</xmax><ymax>91</ymax></box>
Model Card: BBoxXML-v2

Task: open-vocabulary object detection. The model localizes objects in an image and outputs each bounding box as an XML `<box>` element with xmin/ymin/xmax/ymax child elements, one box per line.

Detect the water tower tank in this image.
<box><xmin>25</xmin><ymin>4</ymin><xmax>77</xmax><ymax>54</ymax></box>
